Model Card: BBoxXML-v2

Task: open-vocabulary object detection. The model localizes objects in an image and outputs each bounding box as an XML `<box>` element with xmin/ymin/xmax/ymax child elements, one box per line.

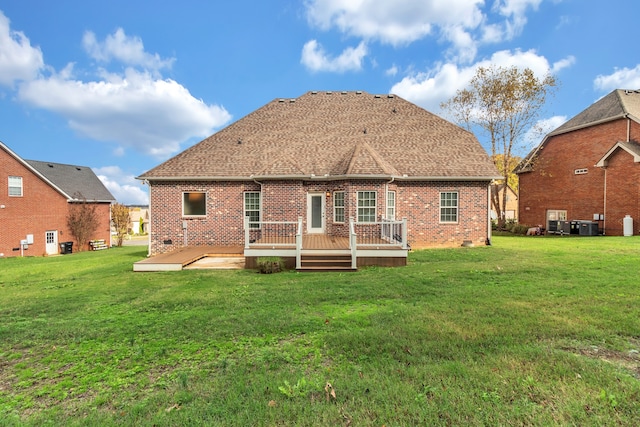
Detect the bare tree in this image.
<box><xmin>111</xmin><ymin>203</ymin><xmax>130</xmax><ymax>247</ymax></box>
<box><xmin>441</xmin><ymin>65</ymin><xmax>557</xmax><ymax>228</ymax></box>
<box><xmin>67</xmin><ymin>198</ymin><xmax>100</xmax><ymax>251</ymax></box>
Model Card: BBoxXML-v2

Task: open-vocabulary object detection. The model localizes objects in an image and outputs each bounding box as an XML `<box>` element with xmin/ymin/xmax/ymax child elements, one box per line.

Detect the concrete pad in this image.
<box><xmin>184</xmin><ymin>256</ymin><xmax>245</xmax><ymax>269</ymax></box>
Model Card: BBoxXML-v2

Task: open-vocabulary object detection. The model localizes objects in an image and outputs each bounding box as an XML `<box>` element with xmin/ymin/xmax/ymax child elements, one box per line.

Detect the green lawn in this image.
<box><xmin>1</xmin><ymin>236</ymin><xmax>640</xmax><ymax>426</ymax></box>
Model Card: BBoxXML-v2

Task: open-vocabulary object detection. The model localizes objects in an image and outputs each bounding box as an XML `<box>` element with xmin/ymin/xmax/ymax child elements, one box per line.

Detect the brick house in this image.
<box><xmin>0</xmin><ymin>141</ymin><xmax>115</xmax><ymax>257</ymax></box>
<box><xmin>491</xmin><ymin>183</ymin><xmax>518</xmax><ymax>221</ymax></box>
<box><xmin>137</xmin><ymin>91</ymin><xmax>500</xmax><ymax>268</ymax></box>
<box><xmin>516</xmin><ymin>89</ymin><xmax>640</xmax><ymax>235</ymax></box>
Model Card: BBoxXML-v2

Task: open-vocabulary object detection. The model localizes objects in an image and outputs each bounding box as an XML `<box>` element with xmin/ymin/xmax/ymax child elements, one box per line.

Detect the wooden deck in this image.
<box><xmin>133</xmin><ymin>245</ymin><xmax>243</xmax><ymax>272</ymax></box>
<box><xmin>134</xmin><ymin>234</ymin><xmax>407</xmax><ymax>272</ymax></box>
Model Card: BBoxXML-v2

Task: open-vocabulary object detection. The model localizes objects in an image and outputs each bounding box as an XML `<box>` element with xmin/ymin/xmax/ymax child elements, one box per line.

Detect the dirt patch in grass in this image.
<box><xmin>561</xmin><ymin>341</ymin><xmax>640</xmax><ymax>380</ymax></box>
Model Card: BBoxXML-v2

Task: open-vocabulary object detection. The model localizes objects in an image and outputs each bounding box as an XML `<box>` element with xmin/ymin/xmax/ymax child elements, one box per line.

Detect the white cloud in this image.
<box><xmin>82</xmin><ymin>28</ymin><xmax>174</xmax><ymax>71</ymax></box>
<box><xmin>492</xmin><ymin>0</ymin><xmax>543</xmax><ymax>39</ymax></box>
<box><xmin>594</xmin><ymin>65</ymin><xmax>640</xmax><ymax>92</ymax></box>
<box><xmin>391</xmin><ymin>49</ymin><xmax>562</xmax><ymax>112</ymax></box>
<box><xmin>305</xmin><ymin>0</ymin><xmax>482</xmax><ymax>47</ymax></box>
<box><xmin>385</xmin><ymin>64</ymin><xmax>398</xmax><ymax>77</ymax></box>
<box><xmin>551</xmin><ymin>55</ymin><xmax>575</xmax><ymax>74</ymax></box>
<box><xmin>304</xmin><ymin>0</ymin><xmax>549</xmax><ymax>65</ymax></box>
<box><xmin>301</xmin><ymin>39</ymin><xmax>367</xmax><ymax>73</ymax></box>
<box><xmin>0</xmin><ymin>10</ymin><xmax>44</xmax><ymax>86</ymax></box>
<box><xmin>521</xmin><ymin>115</ymin><xmax>566</xmax><ymax>153</ymax></box>
<box><xmin>18</xmin><ymin>67</ymin><xmax>231</xmax><ymax>158</ymax></box>
<box><xmin>94</xmin><ymin>166</ymin><xmax>149</xmax><ymax>205</ymax></box>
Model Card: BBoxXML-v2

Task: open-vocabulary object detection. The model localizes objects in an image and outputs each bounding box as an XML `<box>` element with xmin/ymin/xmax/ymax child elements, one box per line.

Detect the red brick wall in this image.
<box><xmin>0</xmin><ymin>150</ymin><xmax>112</xmax><ymax>257</ymax></box>
<box><xmin>148</xmin><ymin>179</ymin><xmax>492</xmax><ymax>254</ymax></box>
<box><xmin>519</xmin><ymin>118</ymin><xmax>640</xmax><ymax>235</ymax></box>
<box><xmin>602</xmin><ymin>147</ymin><xmax>640</xmax><ymax>235</ymax></box>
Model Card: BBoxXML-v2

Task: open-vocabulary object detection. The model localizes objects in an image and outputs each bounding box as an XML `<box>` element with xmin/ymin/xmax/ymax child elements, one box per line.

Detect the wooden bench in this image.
<box><xmin>89</xmin><ymin>239</ymin><xmax>109</xmax><ymax>250</ymax></box>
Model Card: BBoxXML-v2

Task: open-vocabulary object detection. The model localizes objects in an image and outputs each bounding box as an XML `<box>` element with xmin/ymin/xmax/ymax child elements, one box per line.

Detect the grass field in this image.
<box><xmin>1</xmin><ymin>235</ymin><xmax>640</xmax><ymax>426</ymax></box>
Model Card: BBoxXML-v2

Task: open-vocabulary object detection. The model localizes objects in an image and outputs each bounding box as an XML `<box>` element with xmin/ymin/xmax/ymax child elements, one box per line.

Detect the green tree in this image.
<box><xmin>67</xmin><ymin>198</ymin><xmax>99</xmax><ymax>251</ymax></box>
<box><xmin>111</xmin><ymin>203</ymin><xmax>130</xmax><ymax>247</ymax></box>
<box><xmin>441</xmin><ymin>65</ymin><xmax>557</xmax><ymax>228</ymax></box>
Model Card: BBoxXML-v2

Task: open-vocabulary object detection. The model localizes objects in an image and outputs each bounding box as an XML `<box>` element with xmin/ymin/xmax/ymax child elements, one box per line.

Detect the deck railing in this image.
<box><xmin>350</xmin><ymin>217</ymin><xmax>408</xmax><ymax>249</ymax></box>
<box><xmin>244</xmin><ymin>217</ymin><xmax>299</xmax><ymax>248</ymax></box>
<box><xmin>245</xmin><ymin>216</ymin><xmax>407</xmax><ymax>269</ymax></box>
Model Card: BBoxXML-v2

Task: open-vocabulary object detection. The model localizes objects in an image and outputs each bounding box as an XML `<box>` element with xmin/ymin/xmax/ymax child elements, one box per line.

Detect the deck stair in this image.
<box><xmin>298</xmin><ymin>252</ymin><xmax>356</xmax><ymax>271</ymax></box>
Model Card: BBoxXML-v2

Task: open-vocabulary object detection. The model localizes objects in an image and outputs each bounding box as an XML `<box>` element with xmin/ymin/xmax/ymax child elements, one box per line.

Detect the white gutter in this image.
<box><xmin>138</xmin><ymin>174</ymin><xmax>502</xmax><ymax>182</ymax></box>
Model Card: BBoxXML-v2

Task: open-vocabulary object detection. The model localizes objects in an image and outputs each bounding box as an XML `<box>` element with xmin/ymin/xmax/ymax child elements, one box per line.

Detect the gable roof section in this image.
<box><xmin>517</xmin><ymin>89</ymin><xmax>640</xmax><ymax>173</ymax></box>
<box><xmin>138</xmin><ymin>91</ymin><xmax>499</xmax><ymax>181</ymax></box>
<box><xmin>26</xmin><ymin>160</ymin><xmax>115</xmax><ymax>202</ymax></box>
<box><xmin>595</xmin><ymin>140</ymin><xmax>640</xmax><ymax>167</ymax></box>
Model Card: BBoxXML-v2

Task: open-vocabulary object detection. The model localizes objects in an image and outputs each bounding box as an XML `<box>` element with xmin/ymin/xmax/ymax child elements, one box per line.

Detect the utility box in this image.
<box><xmin>579</xmin><ymin>221</ymin><xmax>599</xmax><ymax>236</ymax></box>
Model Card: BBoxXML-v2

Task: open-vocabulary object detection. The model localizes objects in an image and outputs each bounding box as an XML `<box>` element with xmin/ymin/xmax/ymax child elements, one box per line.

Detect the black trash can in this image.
<box><xmin>59</xmin><ymin>241</ymin><xmax>73</xmax><ymax>254</ymax></box>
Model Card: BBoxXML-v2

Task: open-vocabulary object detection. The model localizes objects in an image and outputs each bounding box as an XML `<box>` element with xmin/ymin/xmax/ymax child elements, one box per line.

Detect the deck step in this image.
<box><xmin>298</xmin><ymin>254</ymin><xmax>355</xmax><ymax>271</ymax></box>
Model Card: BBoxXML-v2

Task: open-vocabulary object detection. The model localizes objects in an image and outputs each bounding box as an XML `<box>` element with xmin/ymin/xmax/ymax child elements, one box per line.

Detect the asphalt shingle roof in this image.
<box><xmin>26</xmin><ymin>160</ymin><xmax>115</xmax><ymax>202</ymax></box>
<box><xmin>138</xmin><ymin>91</ymin><xmax>499</xmax><ymax>181</ymax></box>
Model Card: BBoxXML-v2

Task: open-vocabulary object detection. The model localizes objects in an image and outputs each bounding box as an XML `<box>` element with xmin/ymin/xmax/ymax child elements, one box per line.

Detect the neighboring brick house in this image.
<box><xmin>137</xmin><ymin>91</ymin><xmax>500</xmax><ymax>262</ymax></box>
<box><xmin>490</xmin><ymin>183</ymin><xmax>518</xmax><ymax>221</ymax></box>
<box><xmin>0</xmin><ymin>141</ymin><xmax>115</xmax><ymax>257</ymax></box>
<box><xmin>516</xmin><ymin>89</ymin><xmax>640</xmax><ymax>235</ymax></box>
<box><xmin>128</xmin><ymin>206</ymin><xmax>149</xmax><ymax>234</ymax></box>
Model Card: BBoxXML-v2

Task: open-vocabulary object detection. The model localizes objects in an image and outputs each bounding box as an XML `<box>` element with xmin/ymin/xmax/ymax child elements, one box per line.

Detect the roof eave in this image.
<box><xmin>138</xmin><ymin>174</ymin><xmax>501</xmax><ymax>182</ymax></box>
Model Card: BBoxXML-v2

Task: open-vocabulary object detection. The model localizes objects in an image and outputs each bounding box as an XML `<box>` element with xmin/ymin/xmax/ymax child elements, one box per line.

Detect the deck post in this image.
<box><xmin>244</xmin><ymin>216</ymin><xmax>250</xmax><ymax>249</ymax></box>
<box><xmin>296</xmin><ymin>216</ymin><xmax>302</xmax><ymax>269</ymax></box>
<box><xmin>402</xmin><ymin>217</ymin><xmax>408</xmax><ymax>249</ymax></box>
<box><xmin>349</xmin><ymin>217</ymin><xmax>357</xmax><ymax>269</ymax></box>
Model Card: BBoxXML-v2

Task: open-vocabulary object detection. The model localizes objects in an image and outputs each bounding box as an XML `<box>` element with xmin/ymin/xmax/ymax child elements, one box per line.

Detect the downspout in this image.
<box><xmin>487</xmin><ymin>181</ymin><xmax>493</xmax><ymax>245</ymax></box>
<box><xmin>145</xmin><ymin>180</ymin><xmax>151</xmax><ymax>257</ymax></box>
<box><xmin>602</xmin><ymin>168</ymin><xmax>607</xmax><ymax>235</ymax></box>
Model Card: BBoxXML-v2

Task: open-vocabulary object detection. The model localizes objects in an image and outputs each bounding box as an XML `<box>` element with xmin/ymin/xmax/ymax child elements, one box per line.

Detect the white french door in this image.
<box><xmin>307</xmin><ymin>193</ymin><xmax>325</xmax><ymax>233</ymax></box>
<box><xmin>45</xmin><ymin>230</ymin><xmax>58</xmax><ymax>255</ymax></box>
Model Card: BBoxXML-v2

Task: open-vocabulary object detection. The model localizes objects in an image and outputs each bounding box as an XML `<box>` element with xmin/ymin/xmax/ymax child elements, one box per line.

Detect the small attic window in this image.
<box><xmin>574</xmin><ymin>168</ymin><xmax>588</xmax><ymax>175</ymax></box>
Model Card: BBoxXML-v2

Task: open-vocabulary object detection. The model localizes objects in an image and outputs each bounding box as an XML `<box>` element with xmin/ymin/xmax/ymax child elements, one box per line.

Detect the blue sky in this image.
<box><xmin>1</xmin><ymin>0</ymin><xmax>639</xmax><ymax>204</ymax></box>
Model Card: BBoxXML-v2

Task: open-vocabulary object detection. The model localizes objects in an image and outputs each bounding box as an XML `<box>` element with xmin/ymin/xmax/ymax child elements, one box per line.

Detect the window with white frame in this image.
<box><xmin>440</xmin><ymin>191</ymin><xmax>458</xmax><ymax>223</ymax></box>
<box><xmin>333</xmin><ymin>191</ymin><xmax>345</xmax><ymax>223</ymax></box>
<box><xmin>8</xmin><ymin>176</ymin><xmax>23</xmax><ymax>197</ymax></box>
<box><xmin>386</xmin><ymin>190</ymin><xmax>396</xmax><ymax>220</ymax></box>
<box><xmin>244</xmin><ymin>191</ymin><xmax>261</xmax><ymax>228</ymax></box>
<box><xmin>183</xmin><ymin>192</ymin><xmax>206</xmax><ymax>216</ymax></box>
<box><xmin>357</xmin><ymin>191</ymin><xmax>376</xmax><ymax>222</ymax></box>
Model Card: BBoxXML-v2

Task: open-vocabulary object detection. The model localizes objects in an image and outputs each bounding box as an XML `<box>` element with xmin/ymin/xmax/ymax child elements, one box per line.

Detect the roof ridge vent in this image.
<box><xmin>356</xmin><ymin>91</ymin><xmax>362</xmax><ymax>94</ymax></box>
<box><xmin>326</xmin><ymin>91</ymin><xmax>333</xmax><ymax>95</ymax></box>
<box><xmin>341</xmin><ymin>91</ymin><xmax>347</xmax><ymax>95</ymax></box>
<box><xmin>311</xmin><ymin>91</ymin><xmax>318</xmax><ymax>94</ymax></box>
<box><xmin>290</xmin><ymin>99</ymin><xmax>296</xmax><ymax>103</ymax></box>
<box><xmin>374</xmin><ymin>94</ymin><xmax>381</xmax><ymax>98</ymax></box>
<box><xmin>278</xmin><ymin>99</ymin><xmax>285</xmax><ymax>102</ymax></box>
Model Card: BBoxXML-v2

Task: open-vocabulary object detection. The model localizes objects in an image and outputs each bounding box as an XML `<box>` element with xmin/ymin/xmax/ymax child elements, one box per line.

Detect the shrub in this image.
<box><xmin>256</xmin><ymin>256</ymin><xmax>285</xmax><ymax>274</ymax></box>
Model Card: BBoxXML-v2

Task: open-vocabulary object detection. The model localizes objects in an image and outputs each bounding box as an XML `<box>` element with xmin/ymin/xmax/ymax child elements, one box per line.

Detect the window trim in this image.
<box><xmin>333</xmin><ymin>191</ymin><xmax>345</xmax><ymax>223</ymax></box>
<box><xmin>8</xmin><ymin>176</ymin><xmax>23</xmax><ymax>197</ymax></box>
<box><xmin>182</xmin><ymin>191</ymin><xmax>207</xmax><ymax>217</ymax></box>
<box><xmin>386</xmin><ymin>190</ymin><xmax>396</xmax><ymax>220</ymax></box>
<box><xmin>439</xmin><ymin>191</ymin><xmax>459</xmax><ymax>224</ymax></box>
<box><xmin>357</xmin><ymin>190</ymin><xmax>377</xmax><ymax>223</ymax></box>
<box><xmin>244</xmin><ymin>191</ymin><xmax>261</xmax><ymax>229</ymax></box>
